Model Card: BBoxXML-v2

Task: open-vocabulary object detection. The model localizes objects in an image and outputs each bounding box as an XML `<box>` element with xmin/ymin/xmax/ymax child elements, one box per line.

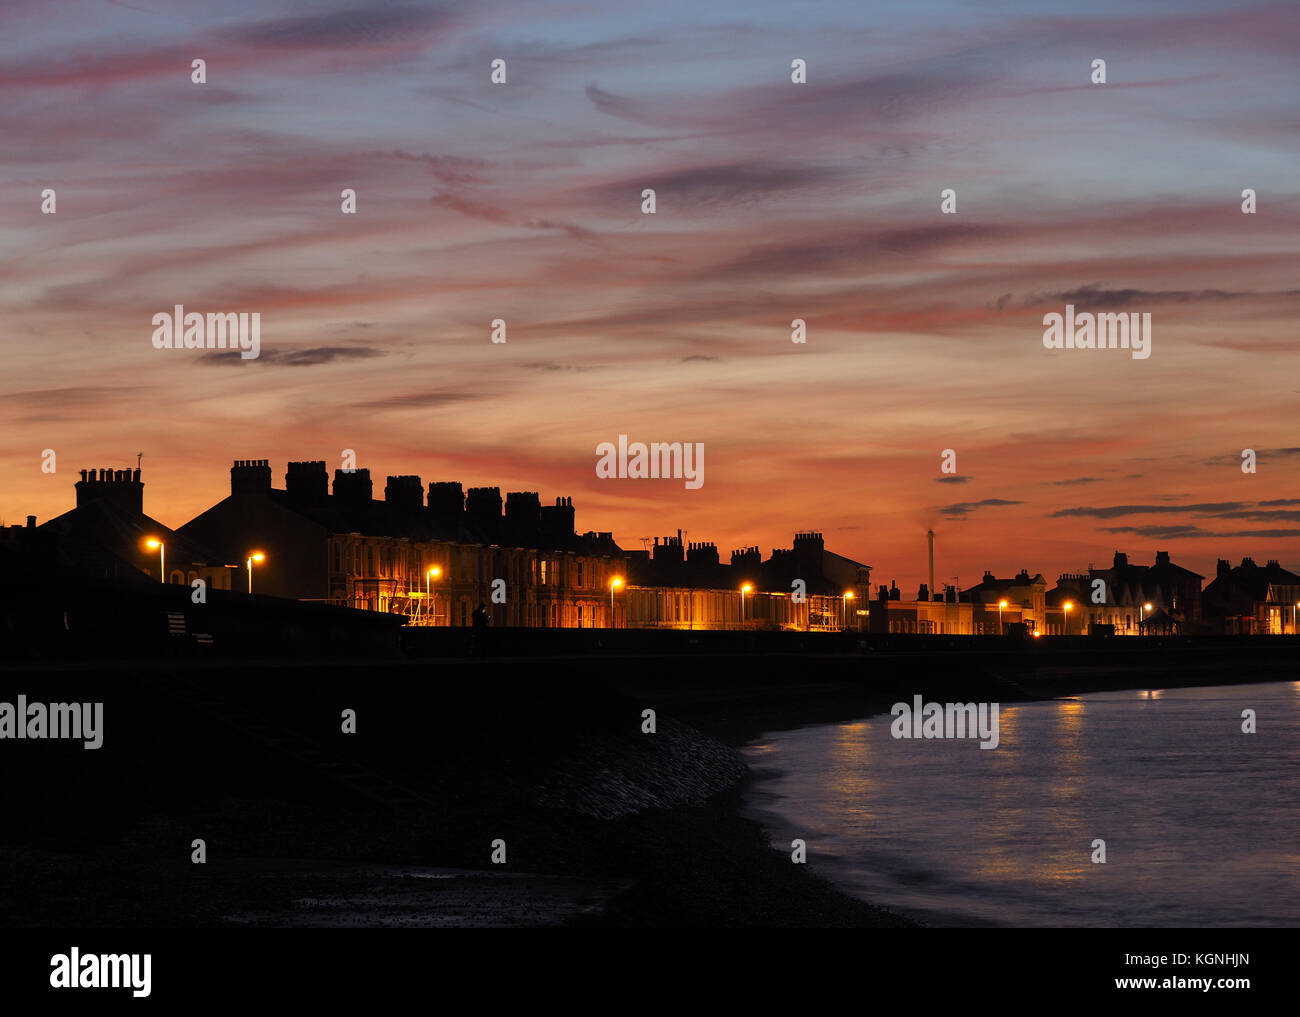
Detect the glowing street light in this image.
<box><xmin>844</xmin><ymin>590</ymin><xmax>855</xmax><ymax>630</ymax></box>
<box><xmin>1140</xmin><ymin>602</ymin><xmax>1153</xmax><ymax>634</ymax></box>
<box><xmin>1063</xmin><ymin>601</ymin><xmax>1072</xmax><ymax>635</ymax></box>
<box><xmin>246</xmin><ymin>551</ymin><xmax>265</xmax><ymax>594</ymax></box>
<box><xmin>999</xmin><ymin>599</ymin><xmax>1008</xmax><ymax>635</ymax></box>
<box><xmin>144</xmin><ymin>538</ymin><xmax>165</xmax><ymax>583</ymax></box>
<box><xmin>426</xmin><ymin>567</ymin><xmax>441</xmax><ymax>626</ymax></box>
<box><xmin>610</xmin><ymin>576</ymin><xmax>623</xmax><ymax>627</ymax></box>
<box><xmin>741</xmin><ymin>583</ymin><xmax>752</xmax><ymax>628</ymax></box>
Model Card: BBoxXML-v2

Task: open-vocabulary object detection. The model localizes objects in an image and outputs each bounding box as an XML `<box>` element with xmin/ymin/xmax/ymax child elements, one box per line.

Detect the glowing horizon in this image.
<box><xmin>3</xmin><ymin>0</ymin><xmax>1298</xmax><ymax>588</ymax></box>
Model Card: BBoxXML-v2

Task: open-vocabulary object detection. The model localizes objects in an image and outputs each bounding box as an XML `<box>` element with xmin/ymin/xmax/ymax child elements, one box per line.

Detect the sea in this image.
<box><xmin>741</xmin><ymin>682</ymin><xmax>1300</xmax><ymax>926</ymax></box>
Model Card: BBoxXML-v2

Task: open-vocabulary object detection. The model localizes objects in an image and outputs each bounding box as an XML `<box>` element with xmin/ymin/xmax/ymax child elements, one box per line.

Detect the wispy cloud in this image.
<box><xmin>941</xmin><ymin>498</ymin><xmax>1023</xmax><ymax>518</ymax></box>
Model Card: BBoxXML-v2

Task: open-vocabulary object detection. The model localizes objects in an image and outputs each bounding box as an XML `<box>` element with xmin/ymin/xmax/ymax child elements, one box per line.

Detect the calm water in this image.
<box><xmin>741</xmin><ymin>682</ymin><xmax>1300</xmax><ymax>927</ymax></box>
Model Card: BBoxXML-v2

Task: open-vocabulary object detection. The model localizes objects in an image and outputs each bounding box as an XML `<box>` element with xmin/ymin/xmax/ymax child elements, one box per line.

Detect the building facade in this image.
<box><xmin>1202</xmin><ymin>557</ymin><xmax>1300</xmax><ymax>634</ymax></box>
<box><xmin>624</xmin><ymin>530</ymin><xmax>869</xmax><ymax>631</ymax></box>
<box><xmin>178</xmin><ymin>460</ymin><xmax>626</xmax><ymax>627</ymax></box>
<box><xmin>1046</xmin><ymin>550</ymin><xmax>1203</xmax><ymax>634</ymax></box>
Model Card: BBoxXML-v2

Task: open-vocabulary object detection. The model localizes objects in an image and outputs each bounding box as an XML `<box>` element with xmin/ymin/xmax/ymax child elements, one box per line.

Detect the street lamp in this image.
<box><xmin>999</xmin><ymin>599</ymin><xmax>1008</xmax><ymax>635</ymax></box>
<box><xmin>144</xmin><ymin>538</ymin><xmax>165</xmax><ymax>583</ymax></box>
<box><xmin>741</xmin><ymin>584</ymin><xmax>752</xmax><ymax>629</ymax></box>
<box><xmin>1140</xmin><ymin>602</ymin><xmax>1153</xmax><ymax>634</ymax></box>
<box><xmin>1293</xmin><ymin>600</ymin><xmax>1298</xmax><ymax>635</ymax></box>
<box><xmin>610</xmin><ymin>576</ymin><xmax>623</xmax><ymax>628</ymax></box>
<box><xmin>1063</xmin><ymin>601</ymin><xmax>1072</xmax><ymax>635</ymax></box>
<box><xmin>844</xmin><ymin>590</ymin><xmax>855</xmax><ymax>630</ymax></box>
<box><xmin>246</xmin><ymin>551</ymin><xmax>265</xmax><ymax>594</ymax></box>
<box><xmin>426</xmin><ymin>567</ymin><xmax>441</xmax><ymax>626</ymax></box>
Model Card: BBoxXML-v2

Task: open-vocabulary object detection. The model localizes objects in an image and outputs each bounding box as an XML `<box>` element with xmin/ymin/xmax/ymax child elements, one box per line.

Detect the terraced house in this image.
<box><xmin>177</xmin><ymin>459</ymin><xmax>627</xmax><ymax>627</ymax></box>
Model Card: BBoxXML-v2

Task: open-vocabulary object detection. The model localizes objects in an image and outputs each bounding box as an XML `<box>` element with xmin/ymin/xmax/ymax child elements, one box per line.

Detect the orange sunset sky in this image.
<box><xmin>3</xmin><ymin>0</ymin><xmax>1299</xmax><ymax>588</ymax></box>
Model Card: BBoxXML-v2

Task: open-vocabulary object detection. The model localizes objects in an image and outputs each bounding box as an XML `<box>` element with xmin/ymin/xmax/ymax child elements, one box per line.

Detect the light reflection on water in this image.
<box><xmin>741</xmin><ymin>682</ymin><xmax>1300</xmax><ymax>927</ymax></box>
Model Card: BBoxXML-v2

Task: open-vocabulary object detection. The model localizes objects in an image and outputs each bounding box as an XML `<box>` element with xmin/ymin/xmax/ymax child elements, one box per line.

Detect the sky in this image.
<box><xmin>2</xmin><ymin>0</ymin><xmax>1298</xmax><ymax>589</ymax></box>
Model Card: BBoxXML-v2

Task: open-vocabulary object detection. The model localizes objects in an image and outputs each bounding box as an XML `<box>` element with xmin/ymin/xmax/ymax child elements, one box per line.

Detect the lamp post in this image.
<box><xmin>998</xmin><ymin>599</ymin><xmax>1008</xmax><ymax>635</ymax></box>
<box><xmin>426</xmin><ymin>567</ymin><xmax>441</xmax><ymax>626</ymax></box>
<box><xmin>610</xmin><ymin>576</ymin><xmax>623</xmax><ymax>628</ymax></box>
<box><xmin>1063</xmin><ymin>601</ymin><xmax>1072</xmax><ymax>635</ymax></box>
<box><xmin>741</xmin><ymin>584</ymin><xmax>752</xmax><ymax>630</ymax></box>
<box><xmin>145</xmin><ymin>538</ymin><xmax>165</xmax><ymax>583</ymax></box>
<box><xmin>246</xmin><ymin>551</ymin><xmax>265</xmax><ymax>594</ymax></box>
<box><xmin>844</xmin><ymin>590</ymin><xmax>854</xmax><ymax>630</ymax></box>
<box><xmin>1140</xmin><ymin>602</ymin><xmax>1152</xmax><ymax>634</ymax></box>
<box><xmin>1293</xmin><ymin>600</ymin><xmax>1298</xmax><ymax>635</ymax></box>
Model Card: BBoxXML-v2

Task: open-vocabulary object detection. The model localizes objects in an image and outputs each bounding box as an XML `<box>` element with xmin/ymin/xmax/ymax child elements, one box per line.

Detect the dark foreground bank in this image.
<box><xmin>1</xmin><ymin>645</ymin><xmax>1294</xmax><ymax>927</ymax></box>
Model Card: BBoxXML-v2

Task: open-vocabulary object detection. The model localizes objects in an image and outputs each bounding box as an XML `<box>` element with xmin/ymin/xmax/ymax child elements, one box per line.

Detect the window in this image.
<box><xmin>540</xmin><ymin>559</ymin><xmax>549</xmax><ymax>585</ymax></box>
<box><xmin>577</xmin><ymin>561</ymin><xmax>584</xmax><ymax>586</ymax></box>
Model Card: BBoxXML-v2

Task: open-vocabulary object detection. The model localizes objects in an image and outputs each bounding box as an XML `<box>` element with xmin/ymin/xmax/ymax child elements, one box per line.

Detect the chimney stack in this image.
<box><xmin>384</xmin><ymin>475</ymin><xmax>424</xmax><ymax>515</ymax></box>
<box><xmin>927</xmin><ymin>529</ymin><xmax>935</xmax><ymax>603</ymax></box>
<box><xmin>285</xmin><ymin>461</ymin><xmax>328</xmax><ymax>503</ymax></box>
<box><xmin>686</xmin><ymin>540</ymin><xmax>720</xmax><ymax>566</ymax></box>
<box><xmin>504</xmin><ymin>491</ymin><xmax>542</xmax><ymax>545</ymax></box>
<box><xmin>333</xmin><ymin>468</ymin><xmax>373</xmax><ymax>509</ymax></box>
<box><xmin>540</xmin><ymin>496</ymin><xmax>576</xmax><ymax>544</ymax></box>
<box><xmin>465</xmin><ymin>487</ymin><xmax>503</xmax><ymax>542</ymax></box>
<box><xmin>75</xmin><ymin>464</ymin><xmax>144</xmax><ymax>515</ymax></box>
<box><xmin>230</xmin><ymin>458</ymin><xmax>272</xmax><ymax>495</ymax></box>
<box><xmin>427</xmin><ymin>482</ymin><xmax>465</xmax><ymax>518</ymax></box>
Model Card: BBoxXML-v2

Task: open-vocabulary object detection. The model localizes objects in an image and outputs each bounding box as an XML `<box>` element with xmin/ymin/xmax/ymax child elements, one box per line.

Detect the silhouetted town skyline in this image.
<box><xmin>5</xmin><ymin>457</ymin><xmax>1299</xmax><ymax>638</ymax></box>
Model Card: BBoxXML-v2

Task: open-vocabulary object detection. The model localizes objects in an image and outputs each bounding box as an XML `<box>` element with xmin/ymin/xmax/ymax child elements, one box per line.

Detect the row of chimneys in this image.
<box><xmin>877</xmin><ymin>581</ymin><xmax>963</xmax><ymax>603</ymax></box>
<box><xmin>1217</xmin><ymin>556</ymin><xmax>1285</xmax><ymax>578</ymax></box>
<box><xmin>645</xmin><ymin>530</ymin><xmax>763</xmax><ymax>568</ymax></box>
<box><xmin>981</xmin><ymin>569</ymin><xmax>1034</xmax><ymax>582</ymax></box>
<box><xmin>1113</xmin><ymin>550</ymin><xmax>1173</xmax><ymax>568</ymax></box>
<box><xmin>232</xmin><ymin>460</ymin><xmax>576</xmax><ymax>533</ymax></box>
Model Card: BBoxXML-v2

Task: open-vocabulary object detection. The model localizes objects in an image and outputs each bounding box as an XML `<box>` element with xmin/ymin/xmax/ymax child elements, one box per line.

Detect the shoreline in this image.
<box><xmin>0</xmin><ymin>658</ymin><xmax>1293</xmax><ymax>927</ymax></box>
<box><xmin>714</xmin><ymin>672</ymin><xmax>1296</xmax><ymax>929</ymax></box>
